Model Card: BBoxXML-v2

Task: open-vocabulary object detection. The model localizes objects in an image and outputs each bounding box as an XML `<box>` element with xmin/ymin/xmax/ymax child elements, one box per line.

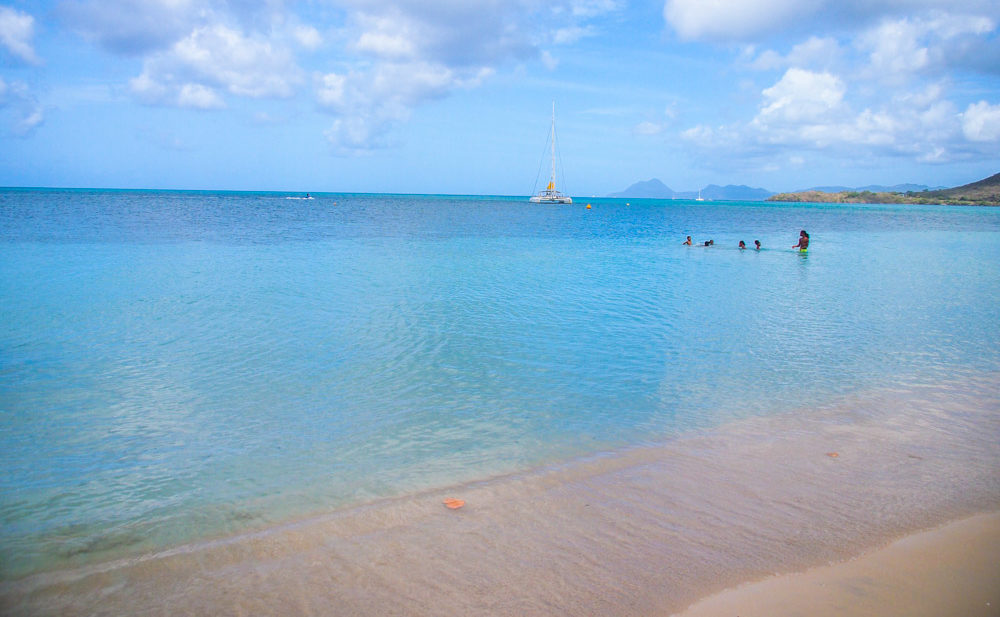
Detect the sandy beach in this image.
<box><xmin>674</xmin><ymin>511</ymin><xmax>1000</xmax><ymax>617</ymax></box>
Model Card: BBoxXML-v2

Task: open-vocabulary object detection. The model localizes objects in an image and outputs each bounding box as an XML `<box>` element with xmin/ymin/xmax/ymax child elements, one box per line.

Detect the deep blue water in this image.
<box><xmin>2</xmin><ymin>189</ymin><xmax>999</xmax><ymax>579</ymax></box>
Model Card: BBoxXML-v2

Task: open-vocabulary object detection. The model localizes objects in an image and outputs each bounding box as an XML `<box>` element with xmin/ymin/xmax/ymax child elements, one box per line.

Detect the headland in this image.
<box><xmin>768</xmin><ymin>172</ymin><xmax>1000</xmax><ymax>206</ymax></box>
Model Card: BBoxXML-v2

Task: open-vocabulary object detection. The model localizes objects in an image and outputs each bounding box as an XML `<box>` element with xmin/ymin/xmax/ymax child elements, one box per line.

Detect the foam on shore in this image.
<box><xmin>2</xmin><ymin>372</ymin><xmax>998</xmax><ymax>616</ymax></box>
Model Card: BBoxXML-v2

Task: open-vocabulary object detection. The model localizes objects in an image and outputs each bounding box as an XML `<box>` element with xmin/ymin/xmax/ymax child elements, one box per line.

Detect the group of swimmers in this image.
<box><xmin>683</xmin><ymin>230</ymin><xmax>809</xmax><ymax>252</ymax></box>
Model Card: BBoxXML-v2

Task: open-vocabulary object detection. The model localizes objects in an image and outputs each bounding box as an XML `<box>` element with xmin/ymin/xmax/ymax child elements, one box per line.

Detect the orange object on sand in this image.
<box><xmin>443</xmin><ymin>498</ymin><xmax>465</xmax><ymax>509</ymax></box>
<box><xmin>827</xmin><ymin>452</ymin><xmax>839</xmax><ymax>458</ymax></box>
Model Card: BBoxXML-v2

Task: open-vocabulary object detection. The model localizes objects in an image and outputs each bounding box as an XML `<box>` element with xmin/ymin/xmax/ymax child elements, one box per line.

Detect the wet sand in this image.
<box><xmin>2</xmin><ymin>374</ymin><xmax>998</xmax><ymax>616</ymax></box>
<box><xmin>673</xmin><ymin>511</ymin><xmax>1000</xmax><ymax>617</ymax></box>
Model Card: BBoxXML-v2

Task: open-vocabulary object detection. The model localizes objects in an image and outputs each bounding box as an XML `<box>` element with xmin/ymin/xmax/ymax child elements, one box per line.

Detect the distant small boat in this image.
<box><xmin>695</xmin><ymin>190</ymin><xmax>704</xmax><ymax>202</ymax></box>
<box><xmin>530</xmin><ymin>103</ymin><xmax>572</xmax><ymax>204</ymax></box>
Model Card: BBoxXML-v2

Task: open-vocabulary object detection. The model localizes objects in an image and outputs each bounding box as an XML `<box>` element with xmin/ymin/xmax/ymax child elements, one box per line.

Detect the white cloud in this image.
<box><xmin>318</xmin><ymin>60</ymin><xmax>493</xmax><ymax>153</ymax></box>
<box><xmin>857</xmin><ymin>13</ymin><xmax>996</xmax><ymax>82</ymax></box>
<box><xmin>680</xmin><ymin>123</ymin><xmax>741</xmax><ymax>149</ymax></box>
<box><xmin>674</xmin><ymin>1</ymin><xmax>999</xmax><ymax>169</ymax></box>
<box><xmin>16</xmin><ymin>106</ymin><xmax>44</xmax><ymax>132</ymax></box>
<box><xmin>293</xmin><ymin>25</ymin><xmax>322</xmax><ymax>50</ymax></box>
<box><xmin>664</xmin><ymin>0</ymin><xmax>822</xmax><ymax>40</ymax></box>
<box><xmin>325</xmin><ymin>115</ymin><xmax>395</xmax><ymax>153</ymax></box>
<box><xmin>177</xmin><ymin>83</ymin><xmax>225</xmax><ymax>109</ymax></box>
<box><xmin>316</xmin><ymin>72</ymin><xmax>347</xmax><ymax>109</ymax></box>
<box><xmin>748</xmin><ymin>36</ymin><xmax>841</xmax><ymax>71</ymax></box>
<box><xmin>58</xmin><ymin>0</ymin><xmax>204</xmax><ymax>54</ymax></box>
<box><xmin>664</xmin><ymin>0</ymin><xmax>999</xmax><ymax>42</ymax></box>
<box><xmin>962</xmin><ymin>101</ymin><xmax>1000</xmax><ymax>142</ymax></box>
<box><xmin>0</xmin><ymin>5</ymin><xmax>40</xmax><ymax>64</ymax></box>
<box><xmin>743</xmin><ymin>11</ymin><xmax>996</xmax><ymax>81</ymax></box>
<box><xmin>540</xmin><ymin>49</ymin><xmax>559</xmax><ymax>70</ymax></box>
<box><xmin>352</xmin><ymin>11</ymin><xmax>419</xmax><ymax>59</ymax></box>
<box><xmin>570</xmin><ymin>0</ymin><xmax>623</xmax><ymax>18</ymax></box>
<box><xmin>756</xmin><ymin>69</ymin><xmax>846</xmax><ymax>126</ymax></box>
<box><xmin>0</xmin><ymin>76</ymin><xmax>44</xmax><ymax>135</ymax></box>
<box><xmin>747</xmin><ymin>72</ymin><xmax>964</xmax><ymax>153</ymax></box>
<box><xmin>553</xmin><ymin>25</ymin><xmax>593</xmax><ymax>45</ymax></box>
<box><xmin>177</xmin><ymin>25</ymin><xmax>299</xmax><ymax>97</ymax></box>
<box><xmin>130</xmin><ymin>24</ymin><xmax>302</xmax><ymax>107</ymax></box>
<box><xmin>859</xmin><ymin>18</ymin><xmax>931</xmax><ymax>78</ymax></box>
<box><xmin>67</xmin><ymin>0</ymin><xmax>624</xmax><ymax>151</ymax></box>
<box><xmin>682</xmin><ymin>68</ymin><xmax>993</xmax><ymax>163</ymax></box>
<box><xmin>631</xmin><ymin>106</ymin><xmax>678</xmax><ymax>137</ymax></box>
<box><xmin>341</xmin><ymin>2</ymin><xmax>536</xmax><ymax>67</ymax></box>
<box><xmin>316</xmin><ymin>0</ymin><xmax>621</xmax><ymax>153</ymax></box>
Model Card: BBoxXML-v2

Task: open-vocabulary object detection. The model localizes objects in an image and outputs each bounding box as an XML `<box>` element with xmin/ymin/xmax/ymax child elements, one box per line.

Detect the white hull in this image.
<box><xmin>529</xmin><ymin>193</ymin><xmax>573</xmax><ymax>204</ymax></box>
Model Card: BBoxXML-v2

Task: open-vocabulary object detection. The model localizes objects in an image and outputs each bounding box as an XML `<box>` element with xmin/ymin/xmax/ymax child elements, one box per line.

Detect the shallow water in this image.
<box><xmin>1</xmin><ymin>189</ymin><xmax>999</xmax><ymax>583</ymax></box>
<box><xmin>3</xmin><ymin>374</ymin><xmax>998</xmax><ymax>616</ymax></box>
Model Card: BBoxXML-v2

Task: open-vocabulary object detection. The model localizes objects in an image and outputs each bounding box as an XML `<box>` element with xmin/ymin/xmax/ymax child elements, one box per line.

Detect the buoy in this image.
<box><xmin>586</xmin><ymin>204</ymin><xmax>591</xmax><ymax>209</ymax></box>
<box><xmin>443</xmin><ymin>498</ymin><xmax>465</xmax><ymax>509</ymax></box>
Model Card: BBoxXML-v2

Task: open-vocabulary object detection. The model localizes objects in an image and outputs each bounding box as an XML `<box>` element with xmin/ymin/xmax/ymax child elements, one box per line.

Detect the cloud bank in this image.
<box><xmin>316</xmin><ymin>0</ymin><xmax>621</xmax><ymax>153</ymax></box>
<box><xmin>668</xmin><ymin>0</ymin><xmax>1000</xmax><ymax>167</ymax></box>
<box><xmin>53</xmin><ymin>0</ymin><xmax>622</xmax><ymax>152</ymax></box>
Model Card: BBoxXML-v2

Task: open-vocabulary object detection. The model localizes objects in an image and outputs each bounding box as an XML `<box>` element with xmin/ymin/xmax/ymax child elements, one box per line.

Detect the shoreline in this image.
<box><xmin>672</xmin><ymin>510</ymin><xmax>1000</xmax><ymax>617</ymax></box>
<box><xmin>2</xmin><ymin>374</ymin><xmax>998</xmax><ymax>615</ymax></box>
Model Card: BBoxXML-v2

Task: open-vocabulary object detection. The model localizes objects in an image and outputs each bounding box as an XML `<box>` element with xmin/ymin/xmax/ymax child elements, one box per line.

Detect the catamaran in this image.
<box><xmin>530</xmin><ymin>103</ymin><xmax>572</xmax><ymax>204</ymax></box>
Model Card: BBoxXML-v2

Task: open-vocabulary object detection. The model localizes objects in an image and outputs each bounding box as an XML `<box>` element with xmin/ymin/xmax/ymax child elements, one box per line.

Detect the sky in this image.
<box><xmin>1</xmin><ymin>0</ymin><xmax>998</xmax><ymax>195</ymax></box>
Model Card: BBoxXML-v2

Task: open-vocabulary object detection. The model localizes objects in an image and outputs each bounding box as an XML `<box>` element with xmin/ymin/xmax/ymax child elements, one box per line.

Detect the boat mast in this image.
<box><xmin>549</xmin><ymin>101</ymin><xmax>557</xmax><ymax>191</ymax></box>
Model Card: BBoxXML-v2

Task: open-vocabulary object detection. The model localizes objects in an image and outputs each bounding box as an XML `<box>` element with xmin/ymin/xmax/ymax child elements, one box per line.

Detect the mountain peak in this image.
<box><xmin>607</xmin><ymin>178</ymin><xmax>673</xmax><ymax>198</ymax></box>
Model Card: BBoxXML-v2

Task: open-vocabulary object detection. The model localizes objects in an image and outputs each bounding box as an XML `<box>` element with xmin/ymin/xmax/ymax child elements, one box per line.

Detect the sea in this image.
<box><xmin>1</xmin><ymin>189</ymin><xmax>999</xmax><ymax>612</ymax></box>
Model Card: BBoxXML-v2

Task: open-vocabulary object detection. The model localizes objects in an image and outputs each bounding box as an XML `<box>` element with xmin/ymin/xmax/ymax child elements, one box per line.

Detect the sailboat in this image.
<box><xmin>530</xmin><ymin>103</ymin><xmax>572</xmax><ymax>204</ymax></box>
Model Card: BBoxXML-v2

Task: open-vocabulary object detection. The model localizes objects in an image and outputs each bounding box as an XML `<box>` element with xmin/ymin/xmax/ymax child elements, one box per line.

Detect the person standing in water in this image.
<box><xmin>684</xmin><ymin>236</ymin><xmax>692</xmax><ymax>245</ymax></box>
<box><xmin>754</xmin><ymin>240</ymin><xmax>761</xmax><ymax>250</ymax></box>
<box><xmin>793</xmin><ymin>230</ymin><xmax>809</xmax><ymax>252</ymax></box>
<box><xmin>738</xmin><ymin>240</ymin><xmax>746</xmax><ymax>249</ymax></box>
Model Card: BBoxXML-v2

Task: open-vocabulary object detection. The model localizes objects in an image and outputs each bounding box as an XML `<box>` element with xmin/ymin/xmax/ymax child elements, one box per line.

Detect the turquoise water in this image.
<box><xmin>2</xmin><ymin>189</ymin><xmax>999</xmax><ymax>579</ymax></box>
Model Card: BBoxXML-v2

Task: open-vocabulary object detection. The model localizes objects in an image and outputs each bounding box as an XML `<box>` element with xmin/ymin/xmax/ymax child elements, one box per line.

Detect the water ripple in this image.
<box><xmin>2</xmin><ymin>190</ymin><xmax>999</xmax><ymax>579</ymax></box>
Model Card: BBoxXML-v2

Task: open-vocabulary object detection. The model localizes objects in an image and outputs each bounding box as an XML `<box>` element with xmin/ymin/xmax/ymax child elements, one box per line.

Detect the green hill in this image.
<box><xmin>921</xmin><ymin>172</ymin><xmax>1000</xmax><ymax>203</ymax></box>
<box><xmin>768</xmin><ymin>172</ymin><xmax>1000</xmax><ymax>206</ymax></box>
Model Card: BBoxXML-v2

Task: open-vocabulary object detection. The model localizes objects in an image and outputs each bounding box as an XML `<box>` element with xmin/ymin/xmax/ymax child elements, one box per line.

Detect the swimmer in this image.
<box><xmin>754</xmin><ymin>240</ymin><xmax>761</xmax><ymax>250</ymax></box>
<box><xmin>793</xmin><ymin>230</ymin><xmax>809</xmax><ymax>252</ymax></box>
<box><xmin>703</xmin><ymin>239</ymin><xmax>714</xmax><ymax>246</ymax></box>
<box><xmin>684</xmin><ymin>236</ymin><xmax>692</xmax><ymax>245</ymax></box>
<box><xmin>738</xmin><ymin>240</ymin><xmax>746</xmax><ymax>249</ymax></box>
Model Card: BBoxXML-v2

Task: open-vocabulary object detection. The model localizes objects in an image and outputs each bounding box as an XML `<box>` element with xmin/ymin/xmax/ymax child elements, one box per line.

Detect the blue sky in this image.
<box><xmin>1</xmin><ymin>0</ymin><xmax>998</xmax><ymax>195</ymax></box>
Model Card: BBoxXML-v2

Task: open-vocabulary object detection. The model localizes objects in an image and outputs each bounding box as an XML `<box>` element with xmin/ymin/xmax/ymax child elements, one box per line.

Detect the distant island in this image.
<box><xmin>607</xmin><ymin>173</ymin><xmax>1000</xmax><ymax>206</ymax></box>
<box><xmin>768</xmin><ymin>172</ymin><xmax>1000</xmax><ymax>206</ymax></box>
<box><xmin>608</xmin><ymin>179</ymin><xmax>773</xmax><ymax>201</ymax></box>
<box><xmin>607</xmin><ymin>178</ymin><xmax>675</xmax><ymax>199</ymax></box>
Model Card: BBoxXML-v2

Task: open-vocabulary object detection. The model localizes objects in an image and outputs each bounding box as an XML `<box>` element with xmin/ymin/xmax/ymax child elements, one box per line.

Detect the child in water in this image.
<box><xmin>754</xmin><ymin>240</ymin><xmax>761</xmax><ymax>250</ymax></box>
<box><xmin>793</xmin><ymin>230</ymin><xmax>809</xmax><ymax>252</ymax></box>
<box><xmin>738</xmin><ymin>240</ymin><xmax>746</xmax><ymax>249</ymax></box>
